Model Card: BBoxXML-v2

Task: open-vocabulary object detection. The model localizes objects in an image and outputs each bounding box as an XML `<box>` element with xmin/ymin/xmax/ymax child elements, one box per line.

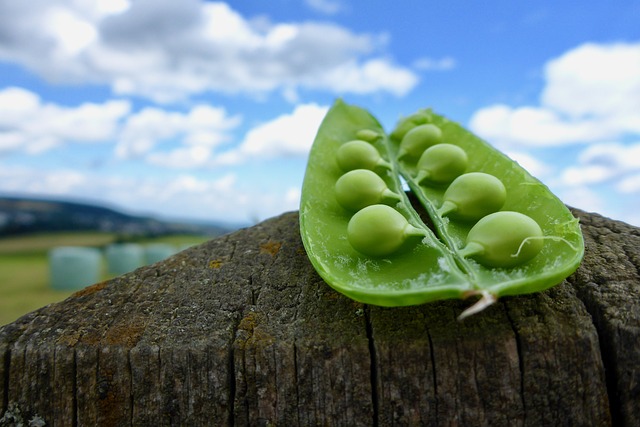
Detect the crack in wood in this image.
<box><xmin>425</xmin><ymin>327</ymin><xmax>438</xmax><ymax>427</ymax></box>
<box><xmin>292</xmin><ymin>342</ymin><xmax>301</xmax><ymax>425</ymax></box>
<box><xmin>503</xmin><ymin>301</ymin><xmax>527</xmax><ymax>426</ymax></box>
<box><xmin>569</xmin><ymin>275</ymin><xmax>624</xmax><ymax>427</ymax></box>
<box><xmin>363</xmin><ymin>306</ymin><xmax>379</xmax><ymax>427</ymax></box>
<box><xmin>227</xmin><ymin>346</ymin><xmax>236</xmax><ymax>427</ymax></box>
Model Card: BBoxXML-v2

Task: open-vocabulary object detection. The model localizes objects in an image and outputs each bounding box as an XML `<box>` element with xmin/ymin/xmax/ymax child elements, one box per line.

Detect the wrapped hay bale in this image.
<box><xmin>49</xmin><ymin>246</ymin><xmax>102</xmax><ymax>290</ymax></box>
<box><xmin>105</xmin><ymin>243</ymin><xmax>144</xmax><ymax>275</ymax></box>
<box><xmin>144</xmin><ymin>243</ymin><xmax>176</xmax><ymax>264</ymax></box>
<box><xmin>177</xmin><ymin>242</ymin><xmax>197</xmax><ymax>251</ymax></box>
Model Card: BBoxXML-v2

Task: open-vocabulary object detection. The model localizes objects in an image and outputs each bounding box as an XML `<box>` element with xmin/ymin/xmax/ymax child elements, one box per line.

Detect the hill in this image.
<box><xmin>0</xmin><ymin>196</ymin><xmax>237</xmax><ymax>238</ymax></box>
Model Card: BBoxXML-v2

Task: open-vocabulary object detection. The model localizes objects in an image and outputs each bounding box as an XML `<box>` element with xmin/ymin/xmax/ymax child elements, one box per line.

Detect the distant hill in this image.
<box><xmin>0</xmin><ymin>196</ymin><xmax>238</xmax><ymax>238</ymax></box>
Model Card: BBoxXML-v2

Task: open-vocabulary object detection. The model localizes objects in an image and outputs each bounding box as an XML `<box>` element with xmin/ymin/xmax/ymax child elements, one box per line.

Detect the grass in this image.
<box><xmin>0</xmin><ymin>231</ymin><xmax>210</xmax><ymax>326</ymax></box>
<box><xmin>0</xmin><ymin>253</ymin><xmax>74</xmax><ymax>326</ymax></box>
<box><xmin>0</xmin><ymin>231</ymin><xmax>116</xmax><ymax>254</ymax></box>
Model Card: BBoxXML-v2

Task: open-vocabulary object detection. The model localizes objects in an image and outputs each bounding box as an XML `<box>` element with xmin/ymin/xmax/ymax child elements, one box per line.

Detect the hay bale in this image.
<box><xmin>144</xmin><ymin>243</ymin><xmax>176</xmax><ymax>264</ymax></box>
<box><xmin>105</xmin><ymin>243</ymin><xmax>144</xmax><ymax>275</ymax></box>
<box><xmin>49</xmin><ymin>246</ymin><xmax>102</xmax><ymax>290</ymax></box>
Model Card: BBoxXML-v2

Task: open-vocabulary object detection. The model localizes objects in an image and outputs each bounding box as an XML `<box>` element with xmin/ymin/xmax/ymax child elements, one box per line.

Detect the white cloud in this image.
<box><xmin>0</xmin><ymin>86</ymin><xmax>40</xmax><ymax>114</ymax></box>
<box><xmin>0</xmin><ymin>86</ymin><xmax>240</xmax><ymax>169</ymax></box>
<box><xmin>617</xmin><ymin>174</ymin><xmax>640</xmax><ymax>193</ymax></box>
<box><xmin>470</xmin><ymin>104</ymin><xmax>615</xmax><ymax>147</ymax></box>
<box><xmin>157</xmin><ymin>173</ymin><xmax>237</xmax><ymax>201</ymax></box>
<box><xmin>560</xmin><ymin>165</ymin><xmax>617</xmax><ymax>187</ymax></box>
<box><xmin>96</xmin><ymin>0</ymin><xmax>131</xmax><ymax>16</ymax></box>
<box><xmin>470</xmin><ymin>42</ymin><xmax>640</xmax><ymax>148</ymax></box>
<box><xmin>553</xmin><ymin>141</ymin><xmax>640</xmax><ymax>188</ymax></box>
<box><xmin>310</xmin><ymin>59</ymin><xmax>418</xmax><ymax>97</ymax></box>
<box><xmin>147</xmin><ymin>145</ymin><xmax>212</xmax><ymax>169</ymax></box>
<box><xmin>541</xmin><ymin>43</ymin><xmax>640</xmax><ymax>119</ymax></box>
<box><xmin>216</xmin><ymin>103</ymin><xmax>328</xmax><ymax>165</ymax></box>
<box><xmin>116</xmin><ymin>104</ymin><xmax>241</xmax><ymax>163</ymax></box>
<box><xmin>48</xmin><ymin>8</ymin><xmax>98</xmax><ymax>54</ymax></box>
<box><xmin>577</xmin><ymin>142</ymin><xmax>640</xmax><ymax>171</ymax></box>
<box><xmin>0</xmin><ymin>165</ymin><xmax>87</xmax><ymax>195</ymax></box>
<box><xmin>0</xmin><ymin>0</ymin><xmax>417</xmax><ymax>102</ymax></box>
<box><xmin>0</xmin><ymin>86</ymin><xmax>130</xmax><ymax>154</ymax></box>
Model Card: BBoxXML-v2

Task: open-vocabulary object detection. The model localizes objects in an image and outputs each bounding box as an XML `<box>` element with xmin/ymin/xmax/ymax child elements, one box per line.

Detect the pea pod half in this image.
<box><xmin>299</xmin><ymin>100</ymin><xmax>584</xmax><ymax>317</ymax></box>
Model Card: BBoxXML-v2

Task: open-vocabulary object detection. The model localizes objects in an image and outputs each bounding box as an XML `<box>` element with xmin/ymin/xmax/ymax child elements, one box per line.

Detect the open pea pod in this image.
<box><xmin>300</xmin><ymin>99</ymin><xmax>584</xmax><ymax>316</ymax></box>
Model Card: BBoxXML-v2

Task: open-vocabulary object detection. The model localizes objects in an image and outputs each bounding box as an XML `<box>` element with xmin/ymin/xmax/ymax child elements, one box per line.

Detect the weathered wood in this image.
<box><xmin>1</xmin><ymin>208</ymin><xmax>638</xmax><ymax>426</ymax></box>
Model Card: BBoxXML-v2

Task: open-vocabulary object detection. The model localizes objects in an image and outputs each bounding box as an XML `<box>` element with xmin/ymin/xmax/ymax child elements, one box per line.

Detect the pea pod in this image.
<box><xmin>299</xmin><ymin>100</ymin><xmax>584</xmax><ymax>316</ymax></box>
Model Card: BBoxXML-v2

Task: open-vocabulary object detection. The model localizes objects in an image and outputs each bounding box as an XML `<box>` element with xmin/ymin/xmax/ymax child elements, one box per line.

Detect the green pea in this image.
<box><xmin>389</xmin><ymin>111</ymin><xmax>430</xmax><ymax>141</ymax></box>
<box><xmin>437</xmin><ymin>172</ymin><xmax>506</xmax><ymax>222</ymax></box>
<box><xmin>347</xmin><ymin>204</ymin><xmax>426</xmax><ymax>257</ymax></box>
<box><xmin>415</xmin><ymin>143</ymin><xmax>468</xmax><ymax>186</ymax></box>
<box><xmin>336</xmin><ymin>140</ymin><xmax>392</xmax><ymax>172</ymax></box>
<box><xmin>356</xmin><ymin>129</ymin><xmax>381</xmax><ymax>142</ymax></box>
<box><xmin>335</xmin><ymin>169</ymin><xmax>401</xmax><ymax>212</ymax></box>
<box><xmin>300</xmin><ymin>100</ymin><xmax>584</xmax><ymax>314</ymax></box>
<box><xmin>397</xmin><ymin>124</ymin><xmax>443</xmax><ymax>160</ymax></box>
<box><xmin>459</xmin><ymin>211</ymin><xmax>544</xmax><ymax>268</ymax></box>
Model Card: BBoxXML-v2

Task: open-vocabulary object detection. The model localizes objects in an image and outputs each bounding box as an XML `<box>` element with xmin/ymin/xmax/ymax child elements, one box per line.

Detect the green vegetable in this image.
<box><xmin>459</xmin><ymin>211</ymin><xmax>544</xmax><ymax>268</ymax></box>
<box><xmin>335</xmin><ymin>169</ymin><xmax>401</xmax><ymax>212</ymax></box>
<box><xmin>300</xmin><ymin>100</ymin><xmax>584</xmax><ymax>317</ymax></box>
<box><xmin>347</xmin><ymin>204</ymin><xmax>425</xmax><ymax>257</ymax></box>
<box><xmin>437</xmin><ymin>172</ymin><xmax>507</xmax><ymax>222</ymax></box>
<box><xmin>397</xmin><ymin>123</ymin><xmax>443</xmax><ymax>160</ymax></box>
<box><xmin>355</xmin><ymin>128</ymin><xmax>381</xmax><ymax>142</ymax></box>
<box><xmin>336</xmin><ymin>139</ymin><xmax>391</xmax><ymax>172</ymax></box>
<box><xmin>415</xmin><ymin>143</ymin><xmax>468</xmax><ymax>185</ymax></box>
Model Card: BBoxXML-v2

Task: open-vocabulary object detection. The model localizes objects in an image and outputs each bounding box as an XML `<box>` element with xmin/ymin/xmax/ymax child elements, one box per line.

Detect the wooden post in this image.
<box><xmin>1</xmin><ymin>209</ymin><xmax>638</xmax><ymax>426</ymax></box>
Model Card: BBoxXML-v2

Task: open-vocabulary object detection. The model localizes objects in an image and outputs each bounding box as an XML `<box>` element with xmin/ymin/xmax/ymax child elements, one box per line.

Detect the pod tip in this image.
<box><xmin>458</xmin><ymin>291</ymin><xmax>497</xmax><ymax>321</ymax></box>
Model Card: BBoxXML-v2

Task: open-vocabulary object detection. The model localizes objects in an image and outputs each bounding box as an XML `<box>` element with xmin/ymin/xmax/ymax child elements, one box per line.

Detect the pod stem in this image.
<box><xmin>458</xmin><ymin>242</ymin><xmax>485</xmax><ymax>259</ymax></box>
<box><xmin>458</xmin><ymin>290</ymin><xmax>497</xmax><ymax>321</ymax></box>
<box><xmin>415</xmin><ymin>170</ymin><xmax>430</xmax><ymax>185</ymax></box>
<box><xmin>404</xmin><ymin>224</ymin><xmax>427</xmax><ymax>238</ymax></box>
<box><xmin>382</xmin><ymin>189</ymin><xmax>402</xmax><ymax>203</ymax></box>
<box><xmin>437</xmin><ymin>200</ymin><xmax>457</xmax><ymax>217</ymax></box>
<box><xmin>377</xmin><ymin>159</ymin><xmax>393</xmax><ymax>170</ymax></box>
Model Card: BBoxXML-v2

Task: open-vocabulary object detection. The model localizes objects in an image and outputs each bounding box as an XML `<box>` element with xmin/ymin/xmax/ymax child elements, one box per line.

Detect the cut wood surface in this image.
<box><xmin>1</xmin><ymin>208</ymin><xmax>638</xmax><ymax>426</ymax></box>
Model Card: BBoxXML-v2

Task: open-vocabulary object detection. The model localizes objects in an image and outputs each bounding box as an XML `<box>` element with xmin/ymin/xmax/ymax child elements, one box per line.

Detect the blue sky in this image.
<box><xmin>0</xmin><ymin>0</ymin><xmax>639</xmax><ymax>226</ymax></box>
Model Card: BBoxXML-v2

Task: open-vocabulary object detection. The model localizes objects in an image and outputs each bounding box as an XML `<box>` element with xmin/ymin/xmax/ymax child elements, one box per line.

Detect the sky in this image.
<box><xmin>0</xmin><ymin>0</ymin><xmax>639</xmax><ymax>227</ymax></box>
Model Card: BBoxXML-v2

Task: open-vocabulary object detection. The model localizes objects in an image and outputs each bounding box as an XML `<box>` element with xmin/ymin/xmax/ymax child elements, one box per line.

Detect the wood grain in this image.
<box><xmin>1</xmin><ymin>208</ymin><xmax>638</xmax><ymax>426</ymax></box>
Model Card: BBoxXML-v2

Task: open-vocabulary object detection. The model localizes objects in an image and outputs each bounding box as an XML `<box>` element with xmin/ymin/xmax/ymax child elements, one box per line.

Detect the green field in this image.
<box><xmin>0</xmin><ymin>231</ymin><xmax>209</xmax><ymax>326</ymax></box>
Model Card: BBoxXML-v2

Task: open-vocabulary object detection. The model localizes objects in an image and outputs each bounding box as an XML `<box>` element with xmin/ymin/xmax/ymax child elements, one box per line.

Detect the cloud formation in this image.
<box><xmin>470</xmin><ymin>42</ymin><xmax>640</xmax><ymax>147</ymax></box>
<box><xmin>116</xmin><ymin>105</ymin><xmax>241</xmax><ymax>165</ymax></box>
<box><xmin>0</xmin><ymin>83</ymin><xmax>326</xmax><ymax>173</ymax></box>
<box><xmin>216</xmin><ymin>103</ymin><xmax>328</xmax><ymax>165</ymax></box>
<box><xmin>0</xmin><ymin>86</ymin><xmax>129</xmax><ymax>154</ymax></box>
<box><xmin>0</xmin><ymin>0</ymin><xmax>417</xmax><ymax>102</ymax></box>
<box><xmin>560</xmin><ymin>142</ymin><xmax>640</xmax><ymax>186</ymax></box>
